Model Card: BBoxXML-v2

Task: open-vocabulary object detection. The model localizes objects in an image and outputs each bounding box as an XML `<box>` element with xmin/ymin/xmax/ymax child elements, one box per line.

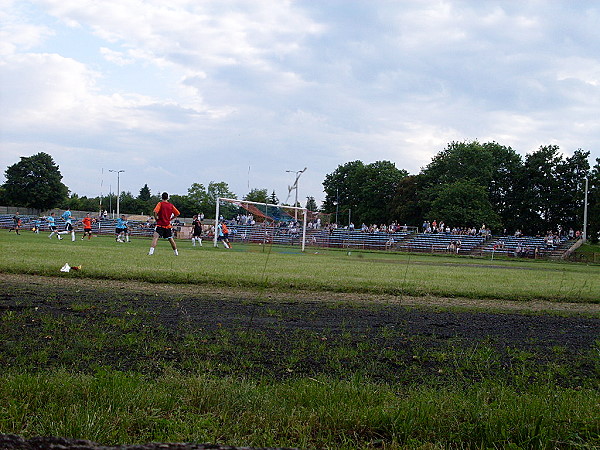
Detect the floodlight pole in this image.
<box><xmin>109</xmin><ymin>169</ymin><xmax>125</xmax><ymax>217</ymax></box>
<box><xmin>335</xmin><ymin>188</ymin><xmax>339</xmax><ymax>225</ymax></box>
<box><xmin>583</xmin><ymin>176</ymin><xmax>589</xmax><ymax>242</ymax></box>
<box><xmin>286</xmin><ymin>168</ymin><xmax>307</xmax><ymax>220</ymax></box>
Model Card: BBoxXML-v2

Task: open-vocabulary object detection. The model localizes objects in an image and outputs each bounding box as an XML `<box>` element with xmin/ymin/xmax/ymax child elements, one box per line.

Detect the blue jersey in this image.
<box><xmin>46</xmin><ymin>216</ymin><xmax>55</xmax><ymax>226</ymax></box>
<box><xmin>116</xmin><ymin>218</ymin><xmax>128</xmax><ymax>228</ymax></box>
<box><xmin>61</xmin><ymin>210</ymin><xmax>72</xmax><ymax>224</ymax></box>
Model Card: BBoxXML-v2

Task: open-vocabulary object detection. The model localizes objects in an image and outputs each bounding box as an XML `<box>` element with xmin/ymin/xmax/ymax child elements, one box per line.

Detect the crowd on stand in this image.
<box><xmin>422</xmin><ymin>220</ymin><xmax>491</xmax><ymax>237</ymax></box>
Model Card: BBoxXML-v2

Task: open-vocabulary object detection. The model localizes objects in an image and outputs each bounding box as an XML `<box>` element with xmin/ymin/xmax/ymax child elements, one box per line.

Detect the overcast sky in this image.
<box><xmin>1</xmin><ymin>0</ymin><xmax>599</xmax><ymax>207</ymax></box>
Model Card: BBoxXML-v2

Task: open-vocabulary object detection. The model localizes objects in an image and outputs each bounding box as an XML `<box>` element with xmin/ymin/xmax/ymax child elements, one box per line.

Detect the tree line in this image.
<box><xmin>1</xmin><ymin>143</ymin><xmax>599</xmax><ymax>241</ymax></box>
<box><xmin>321</xmin><ymin>141</ymin><xmax>599</xmax><ymax>241</ymax></box>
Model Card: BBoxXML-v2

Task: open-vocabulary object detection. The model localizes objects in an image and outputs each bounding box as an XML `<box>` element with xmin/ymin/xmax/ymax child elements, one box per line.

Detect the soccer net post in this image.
<box><xmin>215</xmin><ymin>197</ymin><xmax>308</xmax><ymax>251</ymax></box>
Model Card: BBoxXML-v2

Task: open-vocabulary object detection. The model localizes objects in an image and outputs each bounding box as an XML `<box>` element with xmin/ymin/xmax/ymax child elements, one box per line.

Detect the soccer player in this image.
<box><xmin>221</xmin><ymin>220</ymin><xmax>232</xmax><ymax>249</ymax></box>
<box><xmin>59</xmin><ymin>208</ymin><xmax>76</xmax><ymax>241</ymax></box>
<box><xmin>47</xmin><ymin>212</ymin><xmax>61</xmax><ymax>239</ymax></box>
<box><xmin>191</xmin><ymin>214</ymin><xmax>203</xmax><ymax>246</ymax></box>
<box><xmin>8</xmin><ymin>212</ymin><xmax>21</xmax><ymax>234</ymax></box>
<box><xmin>81</xmin><ymin>213</ymin><xmax>94</xmax><ymax>240</ymax></box>
<box><xmin>115</xmin><ymin>214</ymin><xmax>129</xmax><ymax>242</ymax></box>
<box><xmin>148</xmin><ymin>192</ymin><xmax>180</xmax><ymax>256</ymax></box>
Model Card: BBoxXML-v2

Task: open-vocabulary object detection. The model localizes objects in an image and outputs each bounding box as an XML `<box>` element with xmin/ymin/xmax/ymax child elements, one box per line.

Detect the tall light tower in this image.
<box><xmin>109</xmin><ymin>169</ymin><xmax>125</xmax><ymax>217</ymax></box>
<box><xmin>286</xmin><ymin>167</ymin><xmax>307</xmax><ymax>220</ymax></box>
<box><xmin>583</xmin><ymin>176</ymin><xmax>589</xmax><ymax>241</ymax></box>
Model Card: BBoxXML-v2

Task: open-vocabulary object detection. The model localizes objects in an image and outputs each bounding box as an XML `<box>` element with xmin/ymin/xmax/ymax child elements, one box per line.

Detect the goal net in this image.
<box><xmin>215</xmin><ymin>197</ymin><xmax>308</xmax><ymax>251</ymax></box>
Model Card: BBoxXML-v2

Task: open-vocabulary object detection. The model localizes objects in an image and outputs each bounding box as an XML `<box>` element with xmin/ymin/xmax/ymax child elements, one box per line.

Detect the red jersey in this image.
<box><xmin>154</xmin><ymin>201</ymin><xmax>180</xmax><ymax>228</ymax></box>
<box><xmin>82</xmin><ymin>217</ymin><xmax>92</xmax><ymax>228</ymax></box>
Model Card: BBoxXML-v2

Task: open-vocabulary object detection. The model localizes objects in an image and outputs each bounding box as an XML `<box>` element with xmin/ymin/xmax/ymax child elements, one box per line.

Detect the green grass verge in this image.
<box><xmin>1</xmin><ymin>370</ymin><xmax>598</xmax><ymax>449</ymax></box>
<box><xmin>1</xmin><ymin>232</ymin><xmax>599</xmax><ymax>302</ymax></box>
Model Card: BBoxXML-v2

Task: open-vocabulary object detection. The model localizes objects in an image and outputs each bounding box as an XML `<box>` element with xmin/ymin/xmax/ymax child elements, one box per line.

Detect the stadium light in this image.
<box><xmin>109</xmin><ymin>170</ymin><xmax>125</xmax><ymax>217</ymax></box>
<box><xmin>286</xmin><ymin>167</ymin><xmax>307</xmax><ymax>220</ymax></box>
<box><xmin>583</xmin><ymin>176</ymin><xmax>589</xmax><ymax>241</ymax></box>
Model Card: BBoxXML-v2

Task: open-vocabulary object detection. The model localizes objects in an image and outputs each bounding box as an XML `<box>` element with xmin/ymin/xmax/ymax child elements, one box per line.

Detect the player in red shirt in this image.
<box><xmin>148</xmin><ymin>192</ymin><xmax>180</xmax><ymax>256</ymax></box>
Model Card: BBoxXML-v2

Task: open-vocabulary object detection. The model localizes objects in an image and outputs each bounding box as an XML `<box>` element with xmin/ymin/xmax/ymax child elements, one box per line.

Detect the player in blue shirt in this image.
<box><xmin>47</xmin><ymin>212</ymin><xmax>62</xmax><ymax>240</ymax></box>
<box><xmin>59</xmin><ymin>208</ymin><xmax>76</xmax><ymax>241</ymax></box>
<box><xmin>115</xmin><ymin>215</ymin><xmax>129</xmax><ymax>242</ymax></box>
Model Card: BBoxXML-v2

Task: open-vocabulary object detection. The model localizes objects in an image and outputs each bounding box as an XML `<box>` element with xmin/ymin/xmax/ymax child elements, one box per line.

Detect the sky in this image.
<box><xmin>1</xmin><ymin>0</ymin><xmax>600</xmax><ymax>208</ymax></box>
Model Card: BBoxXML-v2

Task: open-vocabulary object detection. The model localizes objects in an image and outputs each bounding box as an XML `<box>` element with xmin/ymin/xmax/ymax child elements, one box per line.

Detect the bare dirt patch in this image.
<box><xmin>1</xmin><ymin>272</ymin><xmax>599</xmax><ymax>449</ymax></box>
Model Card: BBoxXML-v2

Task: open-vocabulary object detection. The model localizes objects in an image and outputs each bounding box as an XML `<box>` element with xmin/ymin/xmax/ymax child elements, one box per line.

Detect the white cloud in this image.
<box><xmin>1</xmin><ymin>0</ymin><xmax>600</xmax><ymax>206</ymax></box>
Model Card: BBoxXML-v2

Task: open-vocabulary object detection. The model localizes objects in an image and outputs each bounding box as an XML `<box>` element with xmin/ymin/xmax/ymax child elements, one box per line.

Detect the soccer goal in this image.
<box><xmin>215</xmin><ymin>197</ymin><xmax>308</xmax><ymax>251</ymax></box>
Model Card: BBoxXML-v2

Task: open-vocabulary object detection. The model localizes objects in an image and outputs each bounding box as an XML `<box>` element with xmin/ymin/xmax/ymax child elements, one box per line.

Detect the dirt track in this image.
<box><xmin>2</xmin><ymin>273</ymin><xmax>599</xmax><ymax>380</ymax></box>
<box><xmin>1</xmin><ymin>273</ymin><xmax>599</xmax><ymax>449</ymax></box>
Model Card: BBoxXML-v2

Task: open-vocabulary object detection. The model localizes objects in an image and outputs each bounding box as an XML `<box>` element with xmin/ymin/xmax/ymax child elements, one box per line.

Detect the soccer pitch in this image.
<box><xmin>1</xmin><ymin>231</ymin><xmax>599</xmax><ymax>304</ymax></box>
<box><xmin>1</xmin><ymin>231</ymin><xmax>600</xmax><ymax>449</ymax></box>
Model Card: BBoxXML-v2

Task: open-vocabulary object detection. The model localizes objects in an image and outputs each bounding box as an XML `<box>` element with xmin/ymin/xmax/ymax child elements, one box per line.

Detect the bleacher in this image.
<box><xmin>227</xmin><ymin>225</ymin><xmax>412</xmax><ymax>250</ymax></box>
<box><xmin>478</xmin><ymin>235</ymin><xmax>574</xmax><ymax>258</ymax></box>
<box><xmin>1</xmin><ymin>213</ymin><xmax>581</xmax><ymax>259</ymax></box>
<box><xmin>394</xmin><ymin>232</ymin><xmax>487</xmax><ymax>254</ymax></box>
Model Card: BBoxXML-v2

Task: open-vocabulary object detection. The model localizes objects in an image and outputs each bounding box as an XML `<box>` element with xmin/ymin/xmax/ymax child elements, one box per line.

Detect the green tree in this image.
<box><xmin>169</xmin><ymin>194</ymin><xmax>195</xmax><ymax>218</ymax></box>
<box><xmin>323</xmin><ymin>160</ymin><xmax>407</xmax><ymax>225</ymax></box>
<box><xmin>359</xmin><ymin>161</ymin><xmax>408</xmax><ymax>224</ymax></box>
<box><xmin>117</xmin><ymin>191</ymin><xmax>140</xmax><ymax>215</ymax></box>
<box><xmin>322</xmin><ymin>161</ymin><xmax>364</xmax><ymax>219</ymax></box>
<box><xmin>518</xmin><ymin>146</ymin><xmax>565</xmax><ymax>234</ymax></box>
<box><xmin>419</xmin><ymin>141</ymin><xmax>526</xmax><ymax>232</ymax></box>
<box><xmin>3</xmin><ymin>152</ymin><xmax>68</xmax><ymax>210</ymax></box>
<box><xmin>428</xmin><ymin>180</ymin><xmax>501</xmax><ymax>230</ymax></box>
<box><xmin>554</xmin><ymin>149</ymin><xmax>590</xmax><ymax>232</ymax></box>
<box><xmin>305</xmin><ymin>196</ymin><xmax>318</xmax><ymax>212</ymax></box>
<box><xmin>485</xmin><ymin>142</ymin><xmax>523</xmax><ymax>233</ymax></box>
<box><xmin>138</xmin><ymin>184</ymin><xmax>151</xmax><ymax>201</ymax></box>
<box><xmin>421</xmin><ymin>141</ymin><xmax>495</xmax><ymax>188</ymax></box>
<box><xmin>208</xmin><ymin>182</ymin><xmax>236</xmax><ymax>219</ymax></box>
<box><xmin>186</xmin><ymin>183</ymin><xmax>211</xmax><ymax>214</ymax></box>
<box><xmin>62</xmin><ymin>194</ymin><xmax>98</xmax><ymax>213</ymax></box>
<box><xmin>244</xmin><ymin>188</ymin><xmax>268</xmax><ymax>204</ymax></box>
<box><xmin>392</xmin><ymin>175</ymin><xmax>424</xmax><ymax>227</ymax></box>
<box><xmin>269</xmin><ymin>190</ymin><xmax>279</xmax><ymax>205</ymax></box>
<box><xmin>584</xmin><ymin>158</ymin><xmax>599</xmax><ymax>243</ymax></box>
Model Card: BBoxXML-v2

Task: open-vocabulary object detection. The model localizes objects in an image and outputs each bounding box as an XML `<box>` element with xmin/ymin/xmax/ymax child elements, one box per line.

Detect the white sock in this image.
<box><xmin>71</xmin><ymin>232</ymin><xmax>75</xmax><ymax>241</ymax></box>
<box><xmin>148</xmin><ymin>247</ymin><xmax>155</xmax><ymax>255</ymax></box>
<box><xmin>174</xmin><ymin>249</ymin><xmax>178</xmax><ymax>256</ymax></box>
<box><xmin>199</xmin><ymin>238</ymin><xmax>202</xmax><ymax>246</ymax></box>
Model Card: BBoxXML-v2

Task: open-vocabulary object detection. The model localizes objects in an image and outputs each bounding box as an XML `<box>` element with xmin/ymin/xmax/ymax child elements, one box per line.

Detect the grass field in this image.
<box><xmin>1</xmin><ymin>231</ymin><xmax>599</xmax><ymax>449</ymax></box>
<box><xmin>1</xmin><ymin>232</ymin><xmax>599</xmax><ymax>303</ymax></box>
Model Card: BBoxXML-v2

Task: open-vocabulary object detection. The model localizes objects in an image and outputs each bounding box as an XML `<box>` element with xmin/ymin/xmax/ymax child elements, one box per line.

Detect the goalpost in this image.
<box><xmin>215</xmin><ymin>197</ymin><xmax>308</xmax><ymax>251</ymax></box>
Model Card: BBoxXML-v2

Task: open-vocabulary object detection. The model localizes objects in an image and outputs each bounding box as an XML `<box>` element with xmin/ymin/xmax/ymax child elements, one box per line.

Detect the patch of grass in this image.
<box><xmin>1</xmin><ymin>233</ymin><xmax>599</xmax><ymax>302</ymax></box>
<box><xmin>0</xmin><ymin>370</ymin><xmax>598</xmax><ymax>449</ymax></box>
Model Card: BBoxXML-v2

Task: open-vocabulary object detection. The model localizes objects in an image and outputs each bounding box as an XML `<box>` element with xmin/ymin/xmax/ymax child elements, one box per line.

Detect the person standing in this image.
<box><xmin>8</xmin><ymin>212</ymin><xmax>21</xmax><ymax>234</ymax></box>
<box><xmin>191</xmin><ymin>214</ymin><xmax>203</xmax><ymax>246</ymax></box>
<box><xmin>148</xmin><ymin>192</ymin><xmax>180</xmax><ymax>256</ymax></box>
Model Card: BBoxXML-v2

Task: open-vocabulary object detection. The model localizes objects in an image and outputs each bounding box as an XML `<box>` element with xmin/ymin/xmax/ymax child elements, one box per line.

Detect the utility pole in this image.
<box><xmin>583</xmin><ymin>176</ymin><xmax>589</xmax><ymax>241</ymax></box>
<box><xmin>109</xmin><ymin>169</ymin><xmax>125</xmax><ymax>217</ymax></box>
<box><xmin>286</xmin><ymin>168</ymin><xmax>307</xmax><ymax>220</ymax></box>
